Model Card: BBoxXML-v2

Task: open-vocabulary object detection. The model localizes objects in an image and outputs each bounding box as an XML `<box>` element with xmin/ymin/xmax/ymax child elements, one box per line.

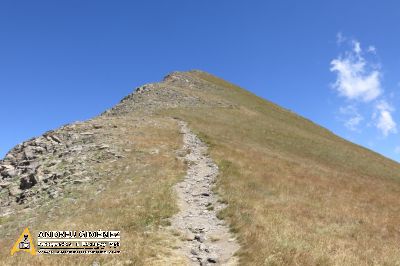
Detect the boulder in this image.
<box><xmin>8</xmin><ymin>186</ymin><xmax>22</xmax><ymax>196</ymax></box>
<box><xmin>33</xmin><ymin>146</ymin><xmax>46</xmax><ymax>153</ymax></box>
<box><xmin>194</xmin><ymin>234</ymin><xmax>205</xmax><ymax>243</ymax></box>
<box><xmin>4</xmin><ymin>153</ymin><xmax>16</xmax><ymax>163</ymax></box>
<box><xmin>0</xmin><ymin>181</ymin><xmax>11</xmax><ymax>188</ymax></box>
<box><xmin>1</xmin><ymin>165</ymin><xmax>17</xmax><ymax>178</ymax></box>
<box><xmin>49</xmin><ymin>135</ymin><xmax>62</xmax><ymax>143</ymax></box>
<box><xmin>25</xmin><ymin>161</ymin><xmax>40</xmax><ymax>173</ymax></box>
<box><xmin>20</xmin><ymin>174</ymin><xmax>37</xmax><ymax>190</ymax></box>
<box><xmin>24</xmin><ymin>147</ymin><xmax>36</xmax><ymax>160</ymax></box>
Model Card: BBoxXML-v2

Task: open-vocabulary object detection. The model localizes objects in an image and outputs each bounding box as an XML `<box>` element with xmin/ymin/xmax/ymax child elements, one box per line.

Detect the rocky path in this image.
<box><xmin>171</xmin><ymin>121</ymin><xmax>239</xmax><ymax>265</ymax></box>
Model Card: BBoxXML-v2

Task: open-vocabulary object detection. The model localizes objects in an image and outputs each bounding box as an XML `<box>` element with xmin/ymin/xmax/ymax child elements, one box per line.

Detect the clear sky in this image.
<box><xmin>1</xmin><ymin>1</ymin><xmax>400</xmax><ymax>161</ymax></box>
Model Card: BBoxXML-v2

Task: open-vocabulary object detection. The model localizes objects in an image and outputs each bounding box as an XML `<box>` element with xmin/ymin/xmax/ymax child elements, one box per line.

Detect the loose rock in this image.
<box><xmin>170</xmin><ymin>121</ymin><xmax>239</xmax><ymax>265</ymax></box>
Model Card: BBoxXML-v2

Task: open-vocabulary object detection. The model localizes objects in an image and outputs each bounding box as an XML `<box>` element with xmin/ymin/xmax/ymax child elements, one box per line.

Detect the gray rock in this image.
<box><xmin>195</xmin><ymin>234</ymin><xmax>205</xmax><ymax>243</ymax></box>
<box><xmin>98</xmin><ymin>144</ymin><xmax>109</xmax><ymax>150</ymax></box>
<box><xmin>8</xmin><ymin>186</ymin><xmax>22</xmax><ymax>196</ymax></box>
<box><xmin>36</xmin><ymin>175</ymin><xmax>46</xmax><ymax>182</ymax></box>
<box><xmin>4</xmin><ymin>153</ymin><xmax>16</xmax><ymax>162</ymax></box>
<box><xmin>33</xmin><ymin>146</ymin><xmax>46</xmax><ymax>153</ymax></box>
<box><xmin>207</xmin><ymin>253</ymin><xmax>218</xmax><ymax>263</ymax></box>
<box><xmin>1</xmin><ymin>166</ymin><xmax>17</xmax><ymax>178</ymax></box>
<box><xmin>0</xmin><ymin>181</ymin><xmax>11</xmax><ymax>188</ymax></box>
<box><xmin>199</xmin><ymin>243</ymin><xmax>208</xmax><ymax>252</ymax></box>
<box><xmin>185</xmin><ymin>232</ymin><xmax>195</xmax><ymax>241</ymax></box>
<box><xmin>190</xmin><ymin>248</ymin><xmax>198</xmax><ymax>256</ymax></box>
<box><xmin>92</xmin><ymin>261</ymin><xmax>100</xmax><ymax>266</ymax></box>
<box><xmin>26</xmin><ymin>161</ymin><xmax>39</xmax><ymax>171</ymax></box>
<box><xmin>49</xmin><ymin>135</ymin><xmax>62</xmax><ymax>143</ymax></box>
<box><xmin>80</xmin><ymin>132</ymin><xmax>94</xmax><ymax>136</ymax></box>
<box><xmin>2</xmin><ymin>165</ymin><xmax>15</xmax><ymax>171</ymax></box>
<box><xmin>48</xmin><ymin>190</ymin><xmax>60</xmax><ymax>199</ymax></box>
<box><xmin>24</xmin><ymin>147</ymin><xmax>36</xmax><ymax>160</ymax></box>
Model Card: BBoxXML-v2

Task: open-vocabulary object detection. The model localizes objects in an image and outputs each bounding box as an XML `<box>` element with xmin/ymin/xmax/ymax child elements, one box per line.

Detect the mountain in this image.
<box><xmin>0</xmin><ymin>71</ymin><xmax>399</xmax><ymax>265</ymax></box>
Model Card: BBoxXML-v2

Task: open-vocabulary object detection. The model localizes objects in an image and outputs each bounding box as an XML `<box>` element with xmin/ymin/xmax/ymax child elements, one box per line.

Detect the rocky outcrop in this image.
<box><xmin>104</xmin><ymin>72</ymin><xmax>234</xmax><ymax>116</ymax></box>
<box><xmin>0</xmin><ymin>70</ymin><xmax>234</xmax><ymax>216</ymax></box>
<box><xmin>0</xmin><ymin>119</ymin><xmax>122</xmax><ymax>216</ymax></box>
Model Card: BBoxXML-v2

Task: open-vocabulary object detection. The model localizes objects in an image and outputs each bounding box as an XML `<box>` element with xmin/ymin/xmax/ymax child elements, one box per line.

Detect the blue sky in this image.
<box><xmin>1</xmin><ymin>1</ymin><xmax>400</xmax><ymax>161</ymax></box>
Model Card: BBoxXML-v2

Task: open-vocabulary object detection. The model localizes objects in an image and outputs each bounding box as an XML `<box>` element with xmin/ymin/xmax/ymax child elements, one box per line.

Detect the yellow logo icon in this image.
<box><xmin>10</xmin><ymin>227</ymin><xmax>36</xmax><ymax>256</ymax></box>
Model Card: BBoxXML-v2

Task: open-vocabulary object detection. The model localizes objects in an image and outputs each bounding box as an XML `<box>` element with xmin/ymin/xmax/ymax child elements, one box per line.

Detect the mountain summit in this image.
<box><xmin>1</xmin><ymin>71</ymin><xmax>399</xmax><ymax>265</ymax></box>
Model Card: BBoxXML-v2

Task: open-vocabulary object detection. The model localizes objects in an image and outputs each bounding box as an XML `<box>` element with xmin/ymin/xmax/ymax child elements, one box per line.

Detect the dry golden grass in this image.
<box><xmin>0</xmin><ymin>116</ymin><xmax>187</xmax><ymax>265</ymax></box>
<box><xmin>2</xmin><ymin>71</ymin><xmax>400</xmax><ymax>265</ymax></box>
<box><xmin>163</xmin><ymin>72</ymin><xmax>400</xmax><ymax>265</ymax></box>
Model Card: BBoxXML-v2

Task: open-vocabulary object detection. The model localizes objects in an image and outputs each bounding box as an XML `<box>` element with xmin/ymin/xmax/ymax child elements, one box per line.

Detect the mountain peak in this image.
<box><xmin>1</xmin><ymin>70</ymin><xmax>400</xmax><ymax>265</ymax></box>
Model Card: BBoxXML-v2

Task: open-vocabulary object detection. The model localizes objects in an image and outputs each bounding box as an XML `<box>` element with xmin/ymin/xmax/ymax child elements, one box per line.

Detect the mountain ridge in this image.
<box><xmin>1</xmin><ymin>70</ymin><xmax>399</xmax><ymax>265</ymax></box>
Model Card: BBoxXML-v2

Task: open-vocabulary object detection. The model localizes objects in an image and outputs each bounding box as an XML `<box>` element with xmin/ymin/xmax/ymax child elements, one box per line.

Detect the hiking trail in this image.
<box><xmin>170</xmin><ymin>121</ymin><xmax>239</xmax><ymax>265</ymax></box>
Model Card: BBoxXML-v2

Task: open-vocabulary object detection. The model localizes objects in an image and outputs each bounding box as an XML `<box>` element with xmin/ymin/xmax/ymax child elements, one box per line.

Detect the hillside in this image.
<box><xmin>1</xmin><ymin>70</ymin><xmax>399</xmax><ymax>265</ymax></box>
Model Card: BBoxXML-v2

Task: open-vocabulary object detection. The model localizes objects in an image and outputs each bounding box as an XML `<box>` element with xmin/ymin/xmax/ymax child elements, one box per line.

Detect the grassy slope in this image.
<box><xmin>164</xmin><ymin>71</ymin><xmax>400</xmax><ymax>265</ymax></box>
<box><xmin>0</xmin><ymin>116</ymin><xmax>187</xmax><ymax>265</ymax></box>
<box><xmin>1</xmin><ymin>71</ymin><xmax>399</xmax><ymax>265</ymax></box>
